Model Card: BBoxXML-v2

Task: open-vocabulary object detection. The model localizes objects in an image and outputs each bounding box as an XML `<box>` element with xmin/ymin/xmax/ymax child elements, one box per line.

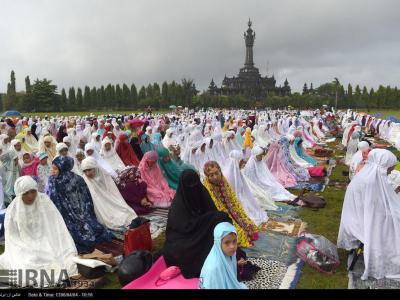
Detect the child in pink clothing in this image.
<box><xmin>20</xmin><ymin>152</ymin><xmax>40</xmax><ymax>177</ymax></box>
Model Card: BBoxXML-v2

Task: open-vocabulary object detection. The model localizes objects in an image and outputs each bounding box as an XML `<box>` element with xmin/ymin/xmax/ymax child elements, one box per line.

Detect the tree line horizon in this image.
<box><xmin>1</xmin><ymin>70</ymin><xmax>400</xmax><ymax>113</ymax></box>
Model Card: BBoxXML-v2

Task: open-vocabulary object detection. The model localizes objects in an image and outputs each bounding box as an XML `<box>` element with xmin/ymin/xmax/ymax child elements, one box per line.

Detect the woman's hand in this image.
<box><xmin>237</xmin><ymin>258</ymin><xmax>247</xmax><ymax>266</ymax></box>
<box><xmin>141</xmin><ymin>198</ymin><xmax>153</xmax><ymax>208</ymax></box>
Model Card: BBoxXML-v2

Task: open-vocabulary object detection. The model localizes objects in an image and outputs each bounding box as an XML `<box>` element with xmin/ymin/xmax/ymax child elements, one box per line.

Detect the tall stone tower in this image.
<box><xmin>244</xmin><ymin>19</ymin><xmax>256</xmax><ymax>68</ymax></box>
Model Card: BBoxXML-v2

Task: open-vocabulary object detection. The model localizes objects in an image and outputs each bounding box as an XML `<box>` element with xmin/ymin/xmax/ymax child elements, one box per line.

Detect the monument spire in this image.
<box><xmin>244</xmin><ymin>19</ymin><xmax>255</xmax><ymax>67</ymax></box>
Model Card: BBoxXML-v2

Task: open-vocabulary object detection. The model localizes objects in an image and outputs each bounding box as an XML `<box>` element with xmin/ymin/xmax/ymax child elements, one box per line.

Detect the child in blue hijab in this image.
<box><xmin>200</xmin><ymin>222</ymin><xmax>248</xmax><ymax>289</ymax></box>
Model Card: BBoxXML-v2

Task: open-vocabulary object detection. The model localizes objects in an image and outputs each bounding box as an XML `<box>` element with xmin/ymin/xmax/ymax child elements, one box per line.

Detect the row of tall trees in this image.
<box><xmin>298</xmin><ymin>80</ymin><xmax>400</xmax><ymax>110</ymax></box>
<box><xmin>2</xmin><ymin>71</ymin><xmax>198</xmax><ymax>112</ymax></box>
<box><xmin>2</xmin><ymin>72</ymin><xmax>399</xmax><ymax>112</ymax></box>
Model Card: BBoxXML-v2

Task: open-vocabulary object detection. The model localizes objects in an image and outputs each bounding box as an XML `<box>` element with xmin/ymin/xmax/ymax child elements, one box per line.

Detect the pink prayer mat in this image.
<box><xmin>122</xmin><ymin>256</ymin><xmax>200</xmax><ymax>290</ymax></box>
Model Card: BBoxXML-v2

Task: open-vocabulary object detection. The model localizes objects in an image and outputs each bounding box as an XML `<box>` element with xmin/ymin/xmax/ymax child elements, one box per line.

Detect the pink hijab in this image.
<box><xmin>21</xmin><ymin>153</ymin><xmax>40</xmax><ymax>177</ymax></box>
<box><xmin>266</xmin><ymin>143</ymin><xmax>297</xmax><ymax>188</ymax></box>
<box><xmin>138</xmin><ymin>151</ymin><xmax>175</xmax><ymax>208</ymax></box>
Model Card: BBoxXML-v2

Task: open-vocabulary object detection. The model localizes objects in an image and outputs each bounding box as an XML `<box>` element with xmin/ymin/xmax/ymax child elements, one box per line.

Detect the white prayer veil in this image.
<box><xmin>338</xmin><ymin>149</ymin><xmax>400</xmax><ymax>280</ymax></box>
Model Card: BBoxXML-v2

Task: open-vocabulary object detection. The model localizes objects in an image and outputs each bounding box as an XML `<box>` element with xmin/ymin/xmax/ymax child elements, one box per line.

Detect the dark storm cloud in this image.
<box><xmin>1</xmin><ymin>0</ymin><xmax>399</xmax><ymax>94</ymax></box>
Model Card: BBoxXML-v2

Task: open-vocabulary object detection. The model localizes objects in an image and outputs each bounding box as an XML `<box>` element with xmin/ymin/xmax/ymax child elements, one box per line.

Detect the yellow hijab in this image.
<box><xmin>243</xmin><ymin>127</ymin><xmax>253</xmax><ymax>148</ymax></box>
<box><xmin>222</xmin><ymin>122</ymin><xmax>230</xmax><ymax>132</ymax></box>
<box><xmin>40</xmin><ymin>135</ymin><xmax>57</xmax><ymax>162</ymax></box>
<box><xmin>15</xmin><ymin>130</ymin><xmax>32</xmax><ymax>153</ymax></box>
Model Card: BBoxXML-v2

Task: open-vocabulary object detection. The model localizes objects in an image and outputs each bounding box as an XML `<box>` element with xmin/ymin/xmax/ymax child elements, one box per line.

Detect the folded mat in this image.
<box><xmin>123</xmin><ymin>256</ymin><xmax>199</xmax><ymax>289</ymax></box>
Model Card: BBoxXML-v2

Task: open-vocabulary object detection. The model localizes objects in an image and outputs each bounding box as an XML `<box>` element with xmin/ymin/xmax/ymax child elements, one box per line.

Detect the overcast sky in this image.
<box><xmin>1</xmin><ymin>0</ymin><xmax>399</xmax><ymax>94</ymax></box>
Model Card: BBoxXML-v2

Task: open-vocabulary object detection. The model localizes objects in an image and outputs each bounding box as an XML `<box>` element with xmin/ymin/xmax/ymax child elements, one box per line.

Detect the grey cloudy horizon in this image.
<box><xmin>1</xmin><ymin>0</ymin><xmax>399</xmax><ymax>95</ymax></box>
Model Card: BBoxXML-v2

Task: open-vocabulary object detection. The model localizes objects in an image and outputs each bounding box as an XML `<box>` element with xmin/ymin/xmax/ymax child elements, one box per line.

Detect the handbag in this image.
<box><xmin>123</xmin><ymin>222</ymin><xmax>152</xmax><ymax>257</ymax></box>
<box><xmin>118</xmin><ymin>250</ymin><xmax>153</xmax><ymax>286</ymax></box>
<box><xmin>289</xmin><ymin>189</ymin><xmax>326</xmax><ymax>209</ymax></box>
<box><xmin>155</xmin><ymin>266</ymin><xmax>181</xmax><ymax>286</ymax></box>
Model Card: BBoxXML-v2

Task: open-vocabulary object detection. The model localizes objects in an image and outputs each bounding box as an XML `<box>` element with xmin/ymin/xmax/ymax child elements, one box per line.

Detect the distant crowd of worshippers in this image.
<box><xmin>7</xmin><ymin>108</ymin><xmax>396</xmax><ymax>289</ymax></box>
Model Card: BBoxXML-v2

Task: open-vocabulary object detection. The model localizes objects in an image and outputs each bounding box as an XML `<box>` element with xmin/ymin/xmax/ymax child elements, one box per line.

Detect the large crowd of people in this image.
<box><xmin>0</xmin><ymin>107</ymin><xmax>399</xmax><ymax>288</ymax></box>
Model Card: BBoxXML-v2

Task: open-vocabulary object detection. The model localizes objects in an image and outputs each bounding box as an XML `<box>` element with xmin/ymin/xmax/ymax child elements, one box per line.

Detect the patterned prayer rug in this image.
<box><xmin>244</xmin><ymin>258</ymin><xmax>304</xmax><ymax>289</ymax></box>
<box><xmin>260</xmin><ymin>218</ymin><xmax>307</xmax><ymax>237</ymax></box>
<box><xmin>348</xmin><ymin>255</ymin><xmax>400</xmax><ymax>289</ymax></box>
<box><xmin>267</xmin><ymin>203</ymin><xmax>301</xmax><ymax>219</ymax></box>
<box><xmin>245</xmin><ymin>231</ymin><xmax>299</xmax><ymax>266</ymax></box>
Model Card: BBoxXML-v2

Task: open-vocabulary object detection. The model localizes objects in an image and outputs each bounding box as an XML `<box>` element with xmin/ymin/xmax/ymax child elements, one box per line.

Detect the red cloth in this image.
<box><xmin>103</xmin><ymin>130</ymin><xmax>117</xmax><ymax>142</ymax></box>
<box><xmin>306</xmin><ymin>166</ymin><xmax>326</xmax><ymax>177</ymax></box>
<box><xmin>116</xmin><ymin>134</ymin><xmax>140</xmax><ymax>166</ymax></box>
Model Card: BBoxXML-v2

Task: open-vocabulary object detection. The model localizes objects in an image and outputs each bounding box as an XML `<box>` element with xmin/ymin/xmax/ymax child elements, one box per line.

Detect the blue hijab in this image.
<box><xmin>47</xmin><ymin>156</ymin><xmax>113</xmax><ymax>253</ymax></box>
<box><xmin>140</xmin><ymin>133</ymin><xmax>155</xmax><ymax>154</ymax></box>
<box><xmin>235</xmin><ymin>127</ymin><xmax>244</xmax><ymax>148</ymax></box>
<box><xmin>151</xmin><ymin>132</ymin><xmax>163</xmax><ymax>148</ymax></box>
<box><xmin>200</xmin><ymin>222</ymin><xmax>247</xmax><ymax>289</ymax></box>
<box><xmin>294</xmin><ymin>137</ymin><xmax>317</xmax><ymax>166</ymax></box>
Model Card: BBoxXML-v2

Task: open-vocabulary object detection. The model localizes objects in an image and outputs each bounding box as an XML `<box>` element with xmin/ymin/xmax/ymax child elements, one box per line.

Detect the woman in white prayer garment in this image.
<box><xmin>85</xmin><ymin>142</ymin><xmax>117</xmax><ymax>178</ymax></box>
<box><xmin>0</xmin><ymin>176</ymin><xmax>78</xmax><ymax>287</ymax></box>
<box><xmin>192</xmin><ymin>139</ymin><xmax>212</xmax><ymax>179</ymax></box>
<box><xmin>243</xmin><ymin>146</ymin><xmax>296</xmax><ymax>202</ymax></box>
<box><xmin>209</xmin><ymin>133</ymin><xmax>226</xmax><ymax>167</ymax></box>
<box><xmin>100</xmin><ymin>137</ymin><xmax>125</xmax><ymax>172</ymax></box>
<box><xmin>345</xmin><ymin>126</ymin><xmax>362</xmax><ymax>166</ymax></box>
<box><xmin>81</xmin><ymin>157</ymin><xmax>137</xmax><ymax>231</ymax></box>
<box><xmin>162</xmin><ymin>128</ymin><xmax>177</xmax><ymax>149</ymax></box>
<box><xmin>349</xmin><ymin>141</ymin><xmax>370</xmax><ymax>180</ymax></box>
<box><xmin>90</xmin><ymin>132</ymin><xmax>102</xmax><ymax>153</ymax></box>
<box><xmin>222</xmin><ymin>131</ymin><xmax>242</xmax><ymax>156</ymax></box>
<box><xmin>223</xmin><ymin>150</ymin><xmax>269</xmax><ymax>225</ymax></box>
<box><xmin>338</xmin><ymin>149</ymin><xmax>400</xmax><ymax>280</ymax></box>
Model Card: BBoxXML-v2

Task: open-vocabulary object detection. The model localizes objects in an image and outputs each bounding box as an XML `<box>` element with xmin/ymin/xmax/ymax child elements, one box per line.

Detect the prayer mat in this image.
<box><xmin>245</xmin><ymin>231</ymin><xmax>299</xmax><ymax>266</ymax></box>
<box><xmin>315</xmin><ymin>157</ymin><xmax>330</xmax><ymax>164</ymax></box>
<box><xmin>95</xmin><ymin>238</ymin><xmax>124</xmax><ymax>257</ymax></box>
<box><xmin>260</xmin><ymin>218</ymin><xmax>306</xmax><ymax>237</ymax></box>
<box><xmin>348</xmin><ymin>255</ymin><xmax>400</xmax><ymax>289</ymax></box>
<box><xmin>267</xmin><ymin>203</ymin><xmax>300</xmax><ymax>219</ymax></box>
<box><xmin>335</xmin><ymin>144</ymin><xmax>345</xmax><ymax>151</ymax></box>
<box><xmin>308</xmin><ymin>177</ymin><xmax>326</xmax><ymax>184</ymax></box>
<box><xmin>244</xmin><ymin>258</ymin><xmax>287</xmax><ymax>289</ymax></box>
<box><xmin>146</xmin><ymin>215</ymin><xmax>168</xmax><ymax>239</ymax></box>
<box><xmin>324</xmin><ymin>138</ymin><xmax>337</xmax><ymax>143</ymax></box>
<box><xmin>373</xmin><ymin>144</ymin><xmax>391</xmax><ymax>149</ymax></box>
<box><xmin>293</xmin><ymin>182</ymin><xmax>325</xmax><ymax>192</ymax></box>
<box><xmin>146</xmin><ymin>208</ymin><xmax>169</xmax><ymax>219</ymax></box>
<box><xmin>244</xmin><ymin>258</ymin><xmax>304</xmax><ymax>289</ymax></box>
<box><xmin>140</xmin><ymin>208</ymin><xmax>169</xmax><ymax>239</ymax></box>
